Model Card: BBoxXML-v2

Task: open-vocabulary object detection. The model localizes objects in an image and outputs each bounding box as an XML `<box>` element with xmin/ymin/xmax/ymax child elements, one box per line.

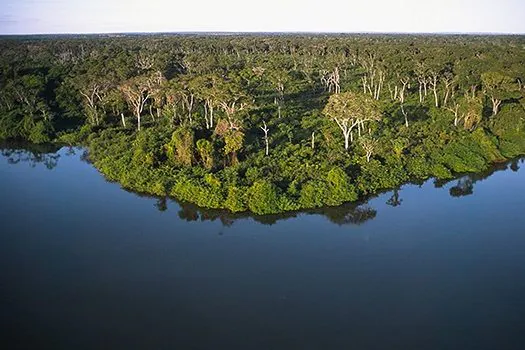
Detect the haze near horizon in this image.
<box><xmin>1</xmin><ymin>0</ymin><xmax>524</xmax><ymax>35</ymax></box>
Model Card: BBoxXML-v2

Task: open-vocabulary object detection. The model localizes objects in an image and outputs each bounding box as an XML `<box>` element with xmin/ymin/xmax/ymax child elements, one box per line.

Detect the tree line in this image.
<box><xmin>1</xmin><ymin>34</ymin><xmax>524</xmax><ymax>214</ymax></box>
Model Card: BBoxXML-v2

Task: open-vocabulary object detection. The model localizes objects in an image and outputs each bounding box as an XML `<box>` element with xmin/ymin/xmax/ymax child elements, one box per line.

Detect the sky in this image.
<box><xmin>1</xmin><ymin>0</ymin><xmax>524</xmax><ymax>35</ymax></box>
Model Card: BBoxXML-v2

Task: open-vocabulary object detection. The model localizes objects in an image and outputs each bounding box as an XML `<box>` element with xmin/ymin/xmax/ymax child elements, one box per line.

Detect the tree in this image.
<box><xmin>482</xmin><ymin>72</ymin><xmax>519</xmax><ymax>115</ymax></box>
<box><xmin>120</xmin><ymin>72</ymin><xmax>164</xmax><ymax>131</ymax></box>
<box><xmin>10</xmin><ymin>74</ymin><xmax>48</xmax><ymax>122</ymax></box>
<box><xmin>219</xmin><ymin>97</ymin><xmax>247</xmax><ymax>132</ymax></box>
<box><xmin>190</xmin><ymin>74</ymin><xmax>227</xmax><ymax>129</ymax></box>
<box><xmin>323</xmin><ymin>92</ymin><xmax>381</xmax><ymax>150</ymax></box>
<box><xmin>265</xmin><ymin>69</ymin><xmax>290</xmax><ymax>118</ymax></box>
<box><xmin>196</xmin><ymin>139</ymin><xmax>214</xmax><ymax>170</ymax></box>
<box><xmin>360</xmin><ymin>137</ymin><xmax>378</xmax><ymax>163</ymax></box>
<box><xmin>247</xmin><ymin>180</ymin><xmax>280</xmax><ymax>215</ymax></box>
<box><xmin>359</xmin><ymin>52</ymin><xmax>385</xmax><ymax>100</ymax></box>
<box><xmin>166</xmin><ymin>127</ymin><xmax>194</xmax><ymax>166</ymax></box>
<box><xmin>260</xmin><ymin>120</ymin><xmax>270</xmax><ymax>156</ymax></box>
<box><xmin>400</xmin><ymin>104</ymin><xmax>409</xmax><ymax>128</ymax></box>
<box><xmin>415</xmin><ymin>61</ymin><xmax>429</xmax><ymax>104</ymax></box>
<box><xmin>459</xmin><ymin>94</ymin><xmax>483</xmax><ymax>130</ymax></box>
<box><xmin>78</xmin><ymin>80</ymin><xmax>109</xmax><ymax>125</ymax></box>
<box><xmin>106</xmin><ymin>89</ymin><xmax>127</xmax><ymax>127</ymax></box>
<box><xmin>321</xmin><ymin>66</ymin><xmax>341</xmax><ymax>94</ymax></box>
<box><xmin>441</xmin><ymin>66</ymin><xmax>456</xmax><ymax>107</ymax></box>
<box><xmin>447</xmin><ymin>93</ymin><xmax>483</xmax><ymax>130</ymax></box>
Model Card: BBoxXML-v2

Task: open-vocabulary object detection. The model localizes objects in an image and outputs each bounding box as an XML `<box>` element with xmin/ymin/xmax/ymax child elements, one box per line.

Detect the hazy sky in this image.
<box><xmin>1</xmin><ymin>0</ymin><xmax>524</xmax><ymax>34</ymax></box>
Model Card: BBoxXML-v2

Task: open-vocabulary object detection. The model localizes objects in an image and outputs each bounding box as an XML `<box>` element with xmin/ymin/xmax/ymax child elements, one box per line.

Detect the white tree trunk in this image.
<box><xmin>401</xmin><ymin>104</ymin><xmax>409</xmax><ymax>128</ymax></box>
<box><xmin>260</xmin><ymin>121</ymin><xmax>270</xmax><ymax>156</ymax></box>
<box><xmin>492</xmin><ymin>98</ymin><xmax>501</xmax><ymax>115</ymax></box>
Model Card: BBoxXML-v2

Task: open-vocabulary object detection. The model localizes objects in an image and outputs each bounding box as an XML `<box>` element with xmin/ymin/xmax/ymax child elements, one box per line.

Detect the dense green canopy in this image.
<box><xmin>1</xmin><ymin>34</ymin><xmax>524</xmax><ymax>214</ymax></box>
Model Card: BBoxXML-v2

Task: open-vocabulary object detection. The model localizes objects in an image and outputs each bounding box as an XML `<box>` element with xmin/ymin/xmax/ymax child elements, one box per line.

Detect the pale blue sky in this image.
<box><xmin>1</xmin><ymin>0</ymin><xmax>524</xmax><ymax>34</ymax></box>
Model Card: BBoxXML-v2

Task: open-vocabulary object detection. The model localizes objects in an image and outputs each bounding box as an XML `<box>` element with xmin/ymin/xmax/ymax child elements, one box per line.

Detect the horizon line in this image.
<box><xmin>1</xmin><ymin>30</ymin><xmax>525</xmax><ymax>37</ymax></box>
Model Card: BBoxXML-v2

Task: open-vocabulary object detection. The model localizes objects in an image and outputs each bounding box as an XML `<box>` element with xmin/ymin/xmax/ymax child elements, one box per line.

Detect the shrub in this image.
<box><xmin>247</xmin><ymin>180</ymin><xmax>280</xmax><ymax>214</ymax></box>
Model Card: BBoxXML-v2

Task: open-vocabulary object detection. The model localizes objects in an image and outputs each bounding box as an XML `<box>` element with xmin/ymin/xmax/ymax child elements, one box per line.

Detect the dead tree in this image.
<box><xmin>321</xmin><ymin>67</ymin><xmax>341</xmax><ymax>94</ymax></box>
<box><xmin>260</xmin><ymin>121</ymin><xmax>269</xmax><ymax>156</ymax></box>
<box><xmin>360</xmin><ymin>137</ymin><xmax>378</xmax><ymax>163</ymax></box>
<box><xmin>401</xmin><ymin>104</ymin><xmax>409</xmax><ymax>128</ymax></box>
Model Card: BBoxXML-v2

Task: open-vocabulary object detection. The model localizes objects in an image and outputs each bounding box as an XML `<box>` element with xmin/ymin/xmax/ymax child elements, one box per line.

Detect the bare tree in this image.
<box><xmin>446</xmin><ymin>103</ymin><xmax>461</xmax><ymax>127</ymax></box>
<box><xmin>120</xmin><ymin>73</ymin><xmax>163</xmax><ymax>131</ymax></box>
<box><xmin>78</xmin><ymin>81</ymin><xmax>109</xmax><ymax>125</ymax></box>
<box><xmin>442</xmin><ymin>74</ymin><xmax>455</xmax><ymax>107</ymax></box>
<box><xmin>120</xmin><ymin>81</ymin><xmax>149</xmax><ymax>131</ymax></box>
<box><xmin>321</xmin><ymin>67</ymin><xmax>341</xmax><ymax>94</ymax></box>
<box><xmin>447</xmin><ymin>94</ymin><xmax>482</xmax><ymax>130</ymax></box>
<box><xmin>429</xmin><ymin>72</ymin><xmax>439</xmax><ymax>107</ymax></box>
<box><xmin>136</xmin><ymin>52</ymin><xmax>155</xmax><ymax>71</ymax></box>
<box><xmin>260</xmin><ymin>120</ymin><xmax>270</xmax><ymax>156</ymax></box>
<box><xmin>398</xmin><ymin>77</ymin><xmax>410</xmax><ymax>104</ymax></box>
<box><xmin>359</xmin><ymin>52</ymin><xmax>385</xmax><ymax>100</ymax></box>
<box><xmin>401</xmin><ymin>104</ymin><xmax>409</xmax><ymax>128</ymax></box>
<box><xmin>360</xmin><ymin>137</ymin><xmax>378</xmax><ymax>163</ymax></box>
<box><xmin>219</xmin><ymin>99</ymin><xmax>246</xmax><ymax>131</ymax></box>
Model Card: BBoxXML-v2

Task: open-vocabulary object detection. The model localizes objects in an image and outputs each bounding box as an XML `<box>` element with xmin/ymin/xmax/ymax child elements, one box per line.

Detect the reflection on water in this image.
<box><xmin>173</xmin><ymin>200</ymin><xmax>378</xmax><ymax>227</ymax></box>
<box><xmin>2</xmin><ymin>143</ymin><xmax>524</xmax><ymax>227</ymax></box>
<box><xmin>450</xmin><ymin>177</ymin><xmax>474</xmax><ymax>197</ymax></box>
<box><xmin>2</xmin><ymin>143</ymin><xmax>525</xmax><ymax>350</ymax></box>
<box><xmin>440</xmin><ymin>158</ymin><xmax>524</xmax><ymax>198</ymax></box>
<box><xmin>386</xmin><ymin>189</ymin><xmax>403</xmax><ymax>207</ymax></box>
<box><xmin>0</xmin><ymin>142</ymin><xmax>62</xmax><ymax>169</ymax></box>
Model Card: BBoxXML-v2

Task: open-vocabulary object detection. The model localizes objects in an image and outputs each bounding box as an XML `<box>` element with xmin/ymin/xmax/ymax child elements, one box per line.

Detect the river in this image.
<box><xmin>1</xmin><ymin>144</ymin><xmax>525</xmax><ymax>349</ymax></box>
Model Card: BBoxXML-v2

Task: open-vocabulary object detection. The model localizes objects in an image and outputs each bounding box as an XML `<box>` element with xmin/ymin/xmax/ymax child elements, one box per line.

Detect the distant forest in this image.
<box><xmin>1</xmin><ymin>34</ymin><xmax>524</xmax><ymax>214</ymax></box>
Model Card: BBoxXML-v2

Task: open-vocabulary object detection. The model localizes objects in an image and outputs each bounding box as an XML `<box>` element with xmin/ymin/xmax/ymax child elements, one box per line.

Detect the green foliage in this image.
<box><xmin>225</xmin><ymin>186</ymin><xmax>247</xmax><ymax>212</ymax></box>
<box><xmin>166</xmin><ymin>127</ymin><xmax>194</xmax><ymax>166</ymax></box>
<box><xmin>2</xmin><ymin>34</ymin><xmax>525</xmax><ymax>214</ymax></box>
<box><xmin>299</xmin><ymin>180</ymin><xmax>330</xmax><ymax>208</ymax></box>
<box><xmin>247</xmin><ymin>180</ymin><xmax>280</xmax><ymax>215</ymax></box>
<box><xmin>325</xmin><ymin>167</ymin><xmax>358</xmax><ymax>205</ymax></box>
<box><xmin>391</xmin><ymin>137</ymin><xmax>409</xmax><ymax>159</ymax></box>
<box><xmin>489</xmin><ymin>105</ymin><xmax>525</xmax><ymax>157</ymax></box>
<box><xmin>440</xmin><ymin>139</ymin><xmax>487</xmax><ymax>173</ymax></box>
<box><xmin>357</xmin><ymin>158</ymin><xmax>409</xmax><ymax>194</ymax></box>
<box><xmin>406</xmin><ymin>155</ymin><xmax>432</xmax><ymax>180</ymax></box>
<box><xmin>458</xmin><ymin>94</ymin><xmax>483</xmax><ymax>130</ymax></box>
<box><xmin>470</xmin><ymin>128</ymin><xmax>503</xmax><ymax>162</ymax></box>
<box><xmin>196</xmin><ymin>139</ymin><xmax>214</xmax><ymax>170</ymax></box>
<box><xmin>482</xmin><ymin>72</ymin><xmax>520</xmax><ymax>101</ymax></box>
<box><xmin>28</xmin><ymin>121</ymin><xmax>53</xmax><ymax>144</ymax></box>
<box><xmin>223</xmin><ymin>130</ymin><xmax>244</xmax><ymax>160</ymax></box>
<box><xmin>430</xmin><ymin>164</ymin><xmax>453</xmax><ymax>179</ymax></box>
<box><xmin>299</xmin><ymin>167</ymin><xmax>357</xmax><ymax>208</ymax></box>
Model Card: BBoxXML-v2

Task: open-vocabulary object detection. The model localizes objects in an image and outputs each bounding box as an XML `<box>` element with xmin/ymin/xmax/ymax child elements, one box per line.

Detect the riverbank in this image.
<box><xmin>83</xmin><ymin>111</ymin><xmax>525</xmax><ymax>215</ymax></box>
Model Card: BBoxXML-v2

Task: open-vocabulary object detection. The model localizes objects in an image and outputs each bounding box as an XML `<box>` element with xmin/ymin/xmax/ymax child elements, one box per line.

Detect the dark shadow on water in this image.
<box><xmin>173</xmin><ymin>200</ymin><xmax>378</xmax><ymax>227</ymax></box>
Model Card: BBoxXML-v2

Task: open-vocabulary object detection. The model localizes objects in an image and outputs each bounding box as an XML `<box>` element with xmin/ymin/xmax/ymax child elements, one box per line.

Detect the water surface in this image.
<box><xmin>1</xmin><ymin>145</ymin><xmax>525</xmax><ymax>350</ymax></box>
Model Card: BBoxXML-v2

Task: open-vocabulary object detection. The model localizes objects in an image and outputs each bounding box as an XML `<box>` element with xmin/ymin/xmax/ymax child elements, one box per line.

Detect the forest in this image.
<box><xmin>1</xmin><ymin>34</ymin><xmax>524</xmax><ymax>214</ymax></box>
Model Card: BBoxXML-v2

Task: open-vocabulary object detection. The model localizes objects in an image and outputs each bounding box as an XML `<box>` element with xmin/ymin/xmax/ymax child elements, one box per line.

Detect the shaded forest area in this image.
<box><xmin>1</xmin><ymin>34</ymin><xmax>525</xmax><ymax>214</ymax></box>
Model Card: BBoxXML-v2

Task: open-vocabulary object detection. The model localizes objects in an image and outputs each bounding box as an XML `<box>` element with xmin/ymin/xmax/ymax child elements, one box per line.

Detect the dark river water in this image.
<box><xmin>1</xmin><ymin>144</ymin><xmax>525</xmax><ymax>350</ymax></box>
